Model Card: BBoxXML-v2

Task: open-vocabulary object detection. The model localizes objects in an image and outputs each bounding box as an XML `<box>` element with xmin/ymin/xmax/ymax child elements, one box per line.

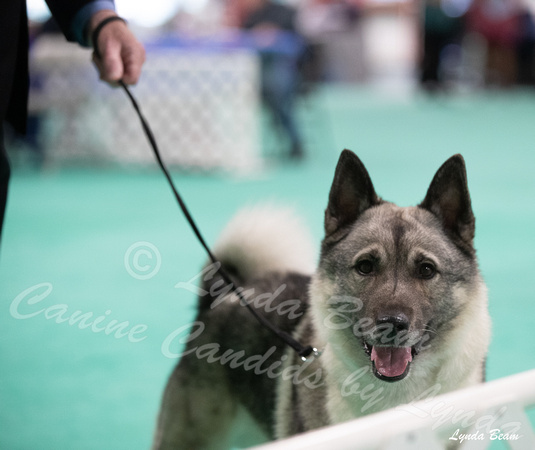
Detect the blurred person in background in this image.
<box><xmin>0</xmin><ymin>1</ymin><xmax>146</xmax><ymax>245</ymax></box>
<box><xmin>516</xmin><ymin>5</ymin><xmax>535</xmax><ymax>85</ymax></box>
<box><xmin>420</xmin><ymin>0</ymin><xmax>466</xmax><ymax>90</ymax></box>
<box><xmin>227</xmin><ymin>0</ymin><xmax>307</xmax><ymax>160</ymax></box>
<box><xmin>465</xmin><ymin>0</ymin><xmax>524</xmax><ymax>85</ymax></box>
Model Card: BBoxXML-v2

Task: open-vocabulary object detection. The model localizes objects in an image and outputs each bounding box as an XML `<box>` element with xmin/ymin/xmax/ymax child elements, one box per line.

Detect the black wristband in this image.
<box><xmin>92</xmin><ymin>16</ymin><xmax>127</xmax><ymax>60</ymax></box>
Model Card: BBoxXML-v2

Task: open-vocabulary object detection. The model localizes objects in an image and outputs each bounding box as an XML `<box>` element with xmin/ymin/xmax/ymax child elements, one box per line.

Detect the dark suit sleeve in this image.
<box><xmin>44</xmin><ymin>0</ymin><xmax>101</xmax><ymax>42</ymax></box>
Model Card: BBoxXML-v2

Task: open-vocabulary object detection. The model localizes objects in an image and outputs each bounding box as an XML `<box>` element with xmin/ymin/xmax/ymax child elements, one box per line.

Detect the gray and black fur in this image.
<box><xmin>152</xmin><ymin>150</ymin><xmax>491</xmax><ymax>449</ymax></box>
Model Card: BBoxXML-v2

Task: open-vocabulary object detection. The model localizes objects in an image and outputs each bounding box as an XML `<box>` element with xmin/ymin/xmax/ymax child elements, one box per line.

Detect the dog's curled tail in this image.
<box><xmin>211</xmin><ymin>205</ymin><xmax>317</xmax><ymax>287</ymax></box>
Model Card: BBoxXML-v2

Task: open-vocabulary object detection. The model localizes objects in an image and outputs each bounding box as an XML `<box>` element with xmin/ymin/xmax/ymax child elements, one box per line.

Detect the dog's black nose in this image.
<box><xmin>376</xmin><ymin>314</ymin><xmax>410</xmax><ymax>334</ymax></box>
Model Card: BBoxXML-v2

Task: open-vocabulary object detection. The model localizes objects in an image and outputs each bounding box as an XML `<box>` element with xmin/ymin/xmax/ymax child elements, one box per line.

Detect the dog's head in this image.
<box><xmin>311</xmin><ymin>150</ymin><xmax>483</xmax><ymax>383</ymax></box>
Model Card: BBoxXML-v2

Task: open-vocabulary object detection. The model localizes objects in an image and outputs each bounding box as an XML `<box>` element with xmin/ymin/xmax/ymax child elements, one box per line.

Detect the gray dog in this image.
<box><xmin>152</xmin><ymin>150</ymin><xmax>491</xmax><ymax>449</ymax></box>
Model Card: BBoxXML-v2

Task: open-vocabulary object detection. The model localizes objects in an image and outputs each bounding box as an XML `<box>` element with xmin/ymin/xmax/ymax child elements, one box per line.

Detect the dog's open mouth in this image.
<box><xmin>363</xmin><ymin>342</ymin><xmax>419</xmax><ymax>382</ymax></box>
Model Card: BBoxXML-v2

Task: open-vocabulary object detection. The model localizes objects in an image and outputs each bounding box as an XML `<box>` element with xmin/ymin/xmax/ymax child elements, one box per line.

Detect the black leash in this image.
<box><xmin>118</xmin><ymin>80</ymin><xmax>317</xmax><ymax>360</ymax></box>
<box><xmin>91</xmin><ymin>12</ymin><xmax>315</xmax><ymax>359</ymax></box>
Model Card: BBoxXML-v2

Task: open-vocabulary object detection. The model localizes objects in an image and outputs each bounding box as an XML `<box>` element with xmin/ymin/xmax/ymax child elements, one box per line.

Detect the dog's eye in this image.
<box><xmin>419</xmin><ymin>262</ymin><xmax>436</xmax><ymax>279</ymax></box>
<box><xmin>356</xmin><ymin>259</ymin><xmax>374</xmax><ymax>275</ymax></box>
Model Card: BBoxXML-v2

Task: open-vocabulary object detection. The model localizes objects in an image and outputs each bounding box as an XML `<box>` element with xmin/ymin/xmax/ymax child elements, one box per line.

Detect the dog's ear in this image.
<box><xmin>325</xmin><ymin>150</ymin><xmax>380</xmax><ymax>237</ymax></box>
<box><xmin>420</xmin><ymin>154</ymin><xmax>475</xmax><ymax>247</ymax></box>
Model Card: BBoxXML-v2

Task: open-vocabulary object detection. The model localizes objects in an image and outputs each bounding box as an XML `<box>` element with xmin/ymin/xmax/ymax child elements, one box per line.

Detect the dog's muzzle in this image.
<box><xmin>361</xmin><ymin>314</ymin><xmax>423</xmax><ymax>382</ymax></box>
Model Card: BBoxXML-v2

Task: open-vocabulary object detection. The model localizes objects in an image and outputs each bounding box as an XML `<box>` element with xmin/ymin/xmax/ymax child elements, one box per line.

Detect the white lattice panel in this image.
<box><xmin>30</xmin><ymin>36</ymin><xmax>261</xmax><ymax>172</ymax></box>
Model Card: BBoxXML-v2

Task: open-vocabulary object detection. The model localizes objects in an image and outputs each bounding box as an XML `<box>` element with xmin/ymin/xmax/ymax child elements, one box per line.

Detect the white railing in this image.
<box><xmin>252</xmin><ymin>369</ymin><xmax>535</xmax><ymax>450</ymax></box>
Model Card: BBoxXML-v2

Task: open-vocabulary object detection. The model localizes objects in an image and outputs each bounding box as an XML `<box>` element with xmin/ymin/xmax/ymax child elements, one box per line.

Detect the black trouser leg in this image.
<box><xmin>0</xmin><ymin>126</ymin><xmax>11</xmax><ymax>246</ymax></box>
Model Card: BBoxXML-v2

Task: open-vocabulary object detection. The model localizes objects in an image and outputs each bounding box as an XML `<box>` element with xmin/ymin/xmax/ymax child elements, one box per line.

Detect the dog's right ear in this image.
<box><xmin>325</xmin><ymin>150</ymin><xmax>380</xmax><ymax>237</ymax></box>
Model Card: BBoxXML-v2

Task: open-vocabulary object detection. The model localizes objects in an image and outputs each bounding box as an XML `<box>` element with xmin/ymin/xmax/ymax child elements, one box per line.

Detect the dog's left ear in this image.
<box><xmin>420</xmin><ymin>154</ymin><xmax>475</xmax><ymax>246</ymax></box>
<box><xmin>325</xmin><ymin>150</ymin><xmax>381</xmax><ymax>237</ymax></box>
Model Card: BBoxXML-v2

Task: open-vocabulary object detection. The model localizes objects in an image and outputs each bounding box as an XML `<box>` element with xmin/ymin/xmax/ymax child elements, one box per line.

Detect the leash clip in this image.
<box><xmin>300</xmin><ymin>347</ymin><xmax>321</xmax><ymax>362</ymax></box>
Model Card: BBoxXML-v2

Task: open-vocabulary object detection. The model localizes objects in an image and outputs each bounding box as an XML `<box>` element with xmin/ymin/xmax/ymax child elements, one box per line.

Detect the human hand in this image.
<box><xmin>89</xmin><ymin>10</ymin><xmax>146</xmax><ymax>85</ymax></box>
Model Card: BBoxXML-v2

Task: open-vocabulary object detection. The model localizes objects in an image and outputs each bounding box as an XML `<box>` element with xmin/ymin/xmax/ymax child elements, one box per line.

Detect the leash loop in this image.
<box><xmin>91</xmin><ymin>16</ymin><xmax>127</xmax><ymax>60</ymax></box>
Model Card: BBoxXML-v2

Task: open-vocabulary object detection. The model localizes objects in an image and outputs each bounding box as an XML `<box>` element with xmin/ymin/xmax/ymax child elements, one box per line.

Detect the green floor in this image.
<box><xmin>1</xmin><ymin>85</ymin><xmax>535</xmax><ymax>449</ymax></box>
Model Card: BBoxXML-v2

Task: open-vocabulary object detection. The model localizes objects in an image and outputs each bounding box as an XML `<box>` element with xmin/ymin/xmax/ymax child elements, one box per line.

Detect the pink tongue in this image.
<box><xmin>371</xmin><ymin>346</ymin><xmax>412</xmax><ymax>378</ymax></box>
